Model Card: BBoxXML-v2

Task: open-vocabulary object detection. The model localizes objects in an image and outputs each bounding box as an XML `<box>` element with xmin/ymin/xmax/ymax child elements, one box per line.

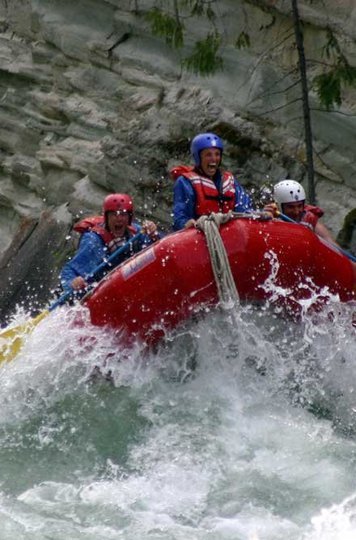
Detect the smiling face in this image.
<box><xmin>281</xmin><ymin>201</ymin><xmax>305</xmax><ymax>222</ymax></box>
<box><xmin>106</xmin><ymin>210</ymin><xmax>130</xmax><ymax>237</ymax></box>
<box><xmin>199</xmin><ymin>148</ymin><xmax>222</xmax><ymax>178</ymax></box>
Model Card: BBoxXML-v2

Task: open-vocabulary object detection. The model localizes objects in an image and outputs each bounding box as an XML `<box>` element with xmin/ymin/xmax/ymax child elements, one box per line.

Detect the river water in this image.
<box><xmin>0</xmin><ymin>298</ymin><xmax>355</xmax><ymax>540</ymax></box>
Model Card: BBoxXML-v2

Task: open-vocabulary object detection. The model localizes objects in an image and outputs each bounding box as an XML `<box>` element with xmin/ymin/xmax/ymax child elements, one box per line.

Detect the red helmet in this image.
<box><xmin>103</xmin><ymin>193</ymin><xmax>133</xmax><ymax>214</ymax></box>
<box><xmin>103</xmin><ymin>193</ymin><xmax>134</xmax><ymax>224</ymax></box>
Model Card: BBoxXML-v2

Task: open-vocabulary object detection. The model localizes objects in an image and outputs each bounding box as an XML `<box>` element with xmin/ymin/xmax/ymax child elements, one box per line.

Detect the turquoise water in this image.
<box><xmin>0</xmin><ymin>300</ymin><xmax>356</xmax><ymax>539</ymax></box>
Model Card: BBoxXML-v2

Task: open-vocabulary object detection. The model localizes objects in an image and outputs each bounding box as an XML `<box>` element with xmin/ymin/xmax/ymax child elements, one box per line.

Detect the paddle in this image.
<box><xmin>277</xmin><ymin>211</ymin><xmax>356</xmax><ymax>263</ymax></box>
<box><xmin>0</xmin><ymin>231</ymin><xmax>145</xmax><ymax>364</ymax></box>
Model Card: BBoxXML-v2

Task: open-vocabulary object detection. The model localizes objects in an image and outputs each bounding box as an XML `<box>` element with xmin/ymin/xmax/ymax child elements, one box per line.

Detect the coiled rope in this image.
<box><xmin>195</xmin><ymin>212</ymin><xmax>240</xmax><ymax>309</ymax></box>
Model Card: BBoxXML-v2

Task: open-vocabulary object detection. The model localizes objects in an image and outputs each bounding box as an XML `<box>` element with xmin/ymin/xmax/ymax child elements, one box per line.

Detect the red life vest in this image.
<box><xmin>170</xmin><ymin>165</ymin><xmax>236</xmax><ymax>216</ymax></box>
<box><xmin>73</xmin><ymin>216</ymin><xmax>136</xmax><ymax>253</ymax></box>
<box><xmin>301</xmin><ymin>204</ymin><xmax>324</xmax><ymax>231</ymax></box>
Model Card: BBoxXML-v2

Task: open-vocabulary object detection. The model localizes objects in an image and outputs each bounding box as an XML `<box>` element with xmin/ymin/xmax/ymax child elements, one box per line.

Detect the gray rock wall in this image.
<box><xmin>1</xmin><ymin>0</ymin><xmax>356</xmax><ymax>319</ymax></box>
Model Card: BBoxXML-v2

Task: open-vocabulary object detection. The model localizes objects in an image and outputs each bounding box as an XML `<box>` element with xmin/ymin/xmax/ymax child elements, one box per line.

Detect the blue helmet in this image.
<box><xmin>190</xmin><ymin>132</ymin><xmax>224</xmax><ymax>166</ymax></box>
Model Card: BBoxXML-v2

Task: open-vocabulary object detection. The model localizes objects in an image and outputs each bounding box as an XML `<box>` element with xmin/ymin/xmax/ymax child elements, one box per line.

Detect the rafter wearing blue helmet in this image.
<box><xmin>171</xmin><ymin>132</ymin><xmax>253</xmax><ymax>230</ymax></box>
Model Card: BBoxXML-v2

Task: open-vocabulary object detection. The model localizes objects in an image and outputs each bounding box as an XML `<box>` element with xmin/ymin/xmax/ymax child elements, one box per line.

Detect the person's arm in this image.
<box><xmin>315</xmin><ymin>221</ymin><xmax>338</xmax><ymax>245</ymax></box>
<box><xmin>263</xmin><ymin>202</ymin><xmax>279</xmax><ymax>218</ymax></box>
<box><xmin>140</xmin><ymin>220</ymin><xmax>162</xmax><ymax>242</ymax></box>
<box><xmin>130</xmin><ymin>220</ymin><xmax>162</xmax><ymax>249</ymax></box>
<box><xmin>60</xmin><ymin>232</ymin><xmax>106</xmax><ymax>291</ymax></box>
<box><xmin>233</xmin><ymin>179</ymin><xmax>254</xmax><ymax>212</ymax></box>
<box><xmin>173</xmin><ymin>176</ymin><xmax>196</xmax><ymax>230</ymax></box>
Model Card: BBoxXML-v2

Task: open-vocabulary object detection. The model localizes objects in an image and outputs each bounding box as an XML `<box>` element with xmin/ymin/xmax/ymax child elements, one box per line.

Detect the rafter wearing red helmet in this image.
<box><xmin>60</xmin><ymin>193</ymin><xmax>160</xmax><ymax>292</ymax></box>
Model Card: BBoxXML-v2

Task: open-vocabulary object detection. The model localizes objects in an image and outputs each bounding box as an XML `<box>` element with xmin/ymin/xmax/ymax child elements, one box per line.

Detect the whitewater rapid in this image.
<box><xmin>0</xmin><ymin>299</ymin><xmax>355</xmax><ymax>540</ymax></box>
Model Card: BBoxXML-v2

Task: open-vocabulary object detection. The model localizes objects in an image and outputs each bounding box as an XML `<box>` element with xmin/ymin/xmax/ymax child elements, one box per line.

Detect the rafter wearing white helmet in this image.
<box><xmin>273</xmin><ymin>180</ymin><xmax>306</xmax><ymax>205</ymax></box>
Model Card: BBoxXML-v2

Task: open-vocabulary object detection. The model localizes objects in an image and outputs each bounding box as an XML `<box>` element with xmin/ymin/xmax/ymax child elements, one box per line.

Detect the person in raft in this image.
<box><xmin>171</xmin><ymin>132</ymin><xmax>254</xmax><ymax>230</ymax></box>
<box><xmin>264</xmin><ymin>180</ymin><xmax>337</xmax><ymax>245</ymax></box>
<box><xmin>60</xmin><ymin>193</ymin><xmax>160</xmax><ymax>292</ymax></box>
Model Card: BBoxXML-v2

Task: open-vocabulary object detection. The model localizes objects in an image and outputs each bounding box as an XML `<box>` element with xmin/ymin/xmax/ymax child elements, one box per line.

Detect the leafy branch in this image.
<box><xmin>144</xmin><ymin>0</ymin><xmax>356</xmax><ymax>204</ymax></box>
<box><xmin>313</xmin><ymin>28</ymin><xmax>356</xmax><ymax>110</ymax></box>
<box><xmin>145</xmin><ymin>7</ymin><xmax>184</xmax><ymax>48</ymax></box>
<box><xmin>145</xmin><ymin>1</ymin><xmax>221</xmax><ymax>75</ymax></box>
<box><xmin>182</xmin><ymin>32</ymin><xmax>223</xmax><ymax>75</ymax></box>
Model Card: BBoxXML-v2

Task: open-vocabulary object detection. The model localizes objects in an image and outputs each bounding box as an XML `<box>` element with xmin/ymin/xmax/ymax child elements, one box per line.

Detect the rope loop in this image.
<box><xmin>195</xmin><ymin>212</ymin><xmax>239</xmax><ymax>309</ymax></box>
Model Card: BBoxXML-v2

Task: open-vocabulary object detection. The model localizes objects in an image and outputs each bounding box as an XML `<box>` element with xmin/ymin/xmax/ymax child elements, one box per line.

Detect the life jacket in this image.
<box><xmin>170</xmin><ymin>165</ymin><xmax>236</xmax><ymax>216</ymax></box>
<box><xmin>73</xmin><ymin>215</ymin><xmax>136</xmax><ymax>253</ymax></box>
<box><xmin>300</xmin><ymin>204</ymin><xmax>324</xmax><ymax>231</ymax></box>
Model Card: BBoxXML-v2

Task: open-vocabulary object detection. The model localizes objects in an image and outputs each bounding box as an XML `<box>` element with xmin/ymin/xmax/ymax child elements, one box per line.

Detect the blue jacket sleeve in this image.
<box><xmin>60</xmin><ymin>226</ymin><xmax>164</xmax><ymax>291</ymax></box>
<box><xmin>234</xmin><ymin>179</ymin><xmax>254</xmax><ymax>212</ymax></box>
<box><xmin>173</xmin><ymin>176</ymin><xmax>196</xmax><ymax>231</ymax></box>
<box><xmin>60</xmin><ymin>232</ymin><xmax>106</xmax><ymax>290</ymax></box>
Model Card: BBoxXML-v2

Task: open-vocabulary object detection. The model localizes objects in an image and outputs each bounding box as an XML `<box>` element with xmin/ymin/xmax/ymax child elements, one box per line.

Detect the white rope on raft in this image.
<box><xmin>195</xmin><ymin>212</ymin><xmax>240</xmax><ymax>310</ymax></box>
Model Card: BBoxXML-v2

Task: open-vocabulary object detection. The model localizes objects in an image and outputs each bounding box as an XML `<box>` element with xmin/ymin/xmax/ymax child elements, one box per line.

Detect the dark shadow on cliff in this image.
<box><xmin>337</xmin><ymin>208</ymin><xmax>356</xmax><ymax>256</ymax></box>
<box><xmin>0</xmin><ymin>209</ymin><xmax>73</xmax><ymax>324</ymax></box>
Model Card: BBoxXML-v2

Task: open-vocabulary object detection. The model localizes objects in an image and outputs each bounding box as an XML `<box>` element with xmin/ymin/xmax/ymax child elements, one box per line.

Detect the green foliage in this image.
<box><xmin>323</xmin><ymin>27</ymin><xmax>340</xmax><ymax>60</ymax></box>
<box><xmin>191</xmin><ymin>1</ymin><xmax>204</xmax><ymax>16</ymax></box>
<box><xmin>314</xmin><ymin>64</ymin><xmax>356</xmax><ymax>110</ymax></box>
<box><xmin>182</xmin><ymin>32</ymin><xmax>223</xmax><ymax>75</ymax></box>
<box><xmin>145</xmin><ymin>7</ymin><xmax>184</xmax><ymax>48</ymax></box>
<box><xmin>145</xmin><ymin>2</ymin><xmax>221</xmax><ymax>76</ymax></box>
<box><xmin>235</xmin><ymin>31</ymin><xmax>250</xmax><ymax>49</ymax></box>
<box><xmin>313</xmin><ymin>72</ymin><xmax>342</xmax><ymax>109</ymax></box>
<box><xmin>180</xmin><ymin>0</ymin><xmax>216</xmax><ymax>19</ymax></box>
<box><xmin>313</xmin><ymin>28</ymin><xmax>356</xmax><ymax>109</ymax></box>
<box><xmin>206</xmin><ymin>5</ymin><xmax>216</xmax><ymax>21</ymax></box>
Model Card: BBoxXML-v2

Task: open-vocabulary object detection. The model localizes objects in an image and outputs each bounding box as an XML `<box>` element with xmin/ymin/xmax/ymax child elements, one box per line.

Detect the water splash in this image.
<box><xmin>0</xmin><ymin>299</ymin><xmax>355</xmax><ymax>539</ymax></box>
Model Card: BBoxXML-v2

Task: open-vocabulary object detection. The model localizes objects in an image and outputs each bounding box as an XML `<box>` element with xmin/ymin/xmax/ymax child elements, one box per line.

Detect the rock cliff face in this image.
<box><xmin>1</xmin><ymin>0</ymin><xmax>356</xmax><ymax>319</ymax></box>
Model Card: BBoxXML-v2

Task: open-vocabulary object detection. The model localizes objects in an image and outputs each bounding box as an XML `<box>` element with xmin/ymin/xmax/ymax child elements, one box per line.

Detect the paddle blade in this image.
<box><xmin>0</xmin><ymin>310</ymin><xmax>49</xmax><ymax>364</ymax></box>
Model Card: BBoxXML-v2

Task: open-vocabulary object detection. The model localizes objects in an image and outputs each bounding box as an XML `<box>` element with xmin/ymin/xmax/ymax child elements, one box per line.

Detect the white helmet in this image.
<box><xmin>274</xmin><ymin>180</ymin><xmax>306</xmax><ymax>205</ymax></box>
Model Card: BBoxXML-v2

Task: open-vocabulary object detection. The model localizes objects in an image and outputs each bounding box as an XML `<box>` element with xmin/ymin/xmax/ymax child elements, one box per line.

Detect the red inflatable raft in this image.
<box><xmin>84</xmin><ymin>216</ymin><xmax>355</xmax><ymax>346</ymax></box>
